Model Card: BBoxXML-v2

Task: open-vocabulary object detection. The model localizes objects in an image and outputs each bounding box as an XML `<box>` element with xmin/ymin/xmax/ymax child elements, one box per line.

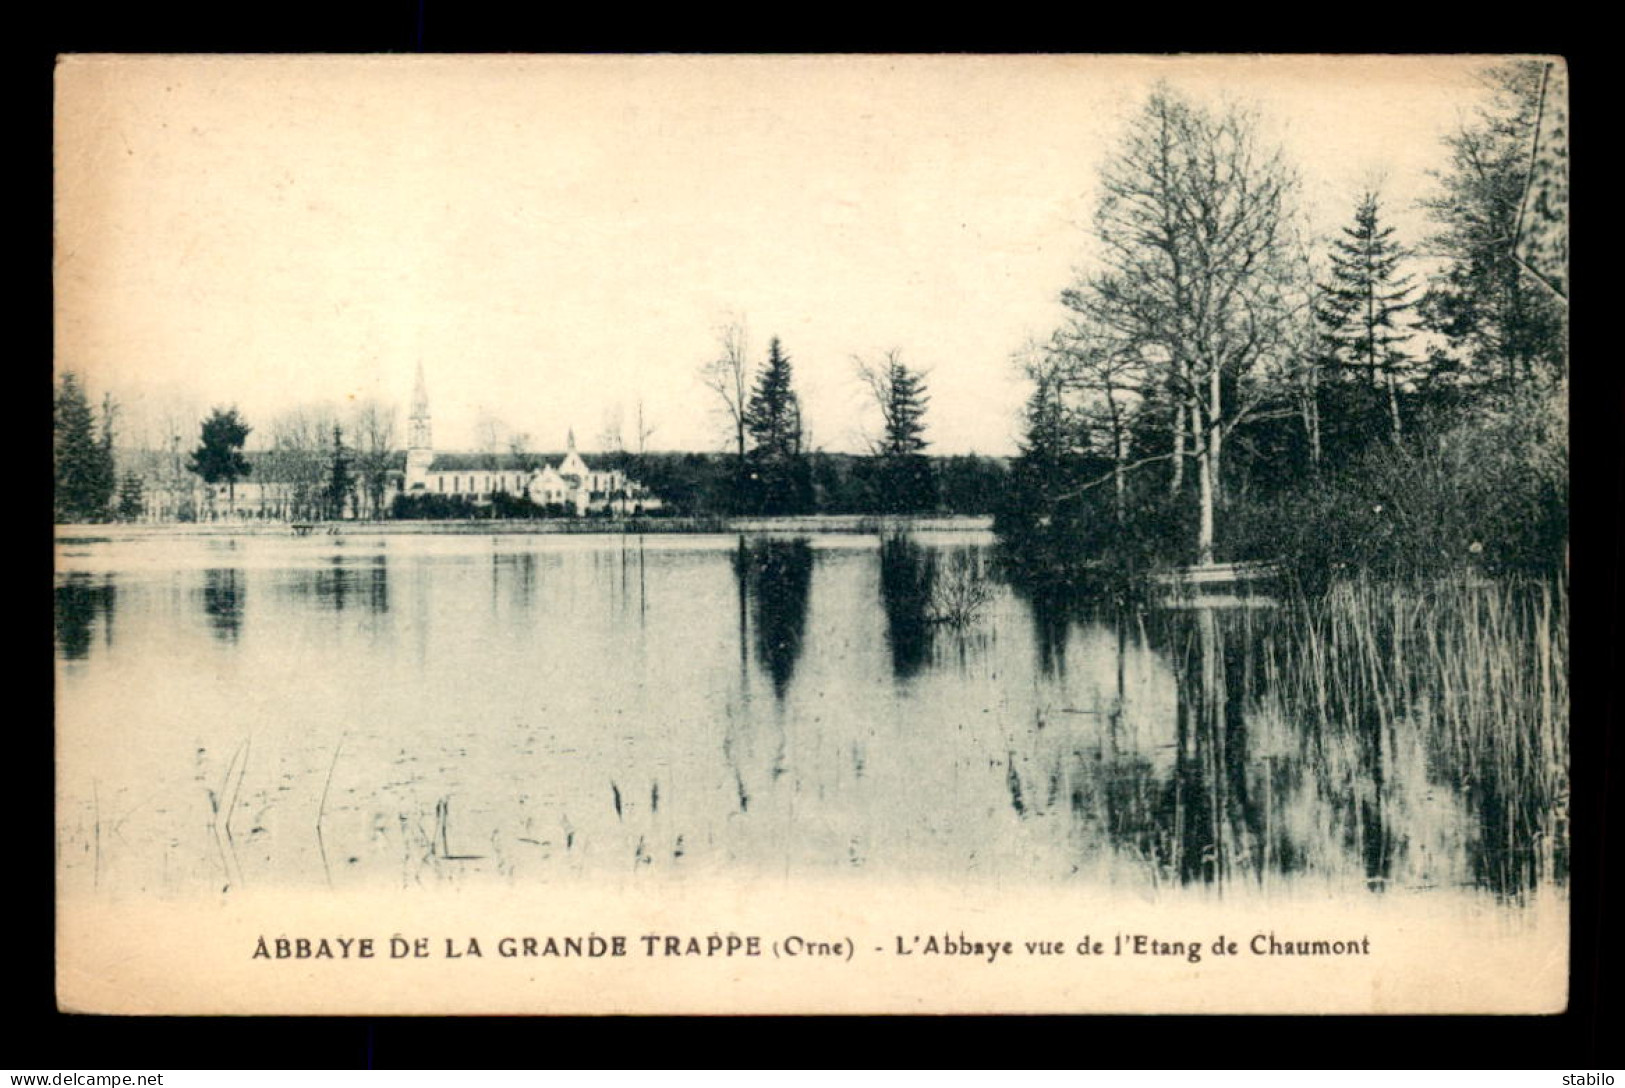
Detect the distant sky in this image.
<box><xmin>55</xmin><ymin>54</ymin><xmax>1513</xmax><ymax>456</ymax></box>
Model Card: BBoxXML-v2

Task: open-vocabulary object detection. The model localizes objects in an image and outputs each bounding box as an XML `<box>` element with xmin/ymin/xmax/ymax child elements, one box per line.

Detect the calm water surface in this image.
<box><xmin>54</xmin><ymin>530</ymin><xmax>1564</xmax><ymax>901</ymax></box>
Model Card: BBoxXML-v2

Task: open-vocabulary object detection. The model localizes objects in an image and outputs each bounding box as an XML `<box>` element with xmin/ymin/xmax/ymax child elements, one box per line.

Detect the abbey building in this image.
<box><xmin>402</xmin><ymin>364</ymin><xmax>661</xmax><ymax>515</ymax></box>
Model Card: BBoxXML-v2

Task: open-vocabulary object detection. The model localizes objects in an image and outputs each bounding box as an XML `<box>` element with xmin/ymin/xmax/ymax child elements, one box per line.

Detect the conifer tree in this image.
<box><xmin>744</xmin><ymin>337</ymin><xmax>810</xmax><ymax>513</ymax></box>
<box><xmin>745</xmin><ymin>338</ymin><xmax>803</xmax><ymax>462</ymax></box>
<box><xmin>1316</xmin><ymin>191</ymin><xmax>1415</xmax><ymax>442</ymax></box>
<box><xmin>188</xmin><ymin>407</ymin><xmax>252</xmax><ymax>517</ymax></box>
<box><xmin>1018</xmin><ymin>364</ymin><xmax>1081</xmax><ymax>484</ymax></box>
<box><xmin>54</xmin><ymin>371</ymin><xmax>116</xmax><ymax>522</ymax></box>
<box><xmin>857</xmin><ymin>350</ymin><xmax>934</xmax><ymax>512</ymax></box>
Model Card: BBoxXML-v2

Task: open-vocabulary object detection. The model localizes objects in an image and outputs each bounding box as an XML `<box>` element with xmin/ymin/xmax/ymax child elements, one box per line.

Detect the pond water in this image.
<box><xmin>54</xmin><ymin>530</ymin><xmax>1567</xmax><ymax>903</ymax></box>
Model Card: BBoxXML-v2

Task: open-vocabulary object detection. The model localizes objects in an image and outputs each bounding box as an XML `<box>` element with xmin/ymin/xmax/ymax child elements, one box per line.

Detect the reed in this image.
<box><xmin>1256</xmin><ymin>575</ymin><xmax>1569</xmax><ymax>896</ymax></box>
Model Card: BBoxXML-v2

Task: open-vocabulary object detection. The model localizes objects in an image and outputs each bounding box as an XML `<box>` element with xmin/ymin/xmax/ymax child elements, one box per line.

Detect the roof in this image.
<box><xmin>425</xmin><ymin>452</ymin><xmax>617</xmax><ymax>473</ymax></box>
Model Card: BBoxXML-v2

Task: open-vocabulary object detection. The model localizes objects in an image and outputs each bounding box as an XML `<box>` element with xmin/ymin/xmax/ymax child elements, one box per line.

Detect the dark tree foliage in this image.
<box><xmin>54</xmin><ymin>371</ymin><xmax>117</xmax><ymax>523</ymax></box>
<box><xmin>488</xmin><ymin>491</ymin><xmax>545</xmax><ymax>519</ymax></box>
<box><xmin>592</xmin><ymin>450</ymin><xmax>1004</xmax><ymax>518</ymax></box>
<box><xmin>743</xmin><ymin>337</ymin><xmax>812</xmax><ymax>514</ymax></box>
<box><xmin>1317</xmin><ymin>191</ymin><xmax>1416</xmax><ymax>443</ymax></box>
<box><xmin>746</xmin><ymin>338</ymin><xmax>801</xmax><ymax>460</ymax></box>
<box><xmin>392</xmin><ymin>493</ymin><xmax>482</xmax><ymax>520</ymax></box>
<box><xmin>876</xmin><ymin>359</ymin><xmax>929</xmax><ymax>457</ymax></box>
<box><xmin>996</xmin><ymin>368</ymin><xmax>1103</xmax><ymax>571</ymax></box>
<box><xmin>877</xmin><ymin>533</ymin><xmax>936</xmax><ymax>678</ymax></box>
<box><xmin>934</xmin><ymin>455</ymin><xmax>1009</xmax><ymax>516</ymax></box>
<box><xmin>998</xmin><ymin>64</ymin><xmax>1567</xmax><ymax>588</ymax></box>
<box><xmin>733</xmin><ymin>537</ymin><xmax>814</xmax><ymax>699</ymax></box>
<box><xmin>860</xmin><ymin>351</ymin><xmax>936</xmax><ymax>513</ymax></box>
<box><xmin>187</xmin><ymin>407</ymin><xmax>252</xmax><ymax>509</ymax></box>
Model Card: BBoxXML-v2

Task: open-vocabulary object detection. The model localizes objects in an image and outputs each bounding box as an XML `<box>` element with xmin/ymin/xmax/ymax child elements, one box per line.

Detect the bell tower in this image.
<box><xmin>406</xmin><ymin>362</ymin><xmax>434</xmax><ymax>490</ymax></box>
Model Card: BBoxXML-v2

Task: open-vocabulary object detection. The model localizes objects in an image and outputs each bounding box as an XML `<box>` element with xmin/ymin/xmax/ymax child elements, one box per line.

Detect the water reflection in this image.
<box><xmin>201</xmin><ymin>568</ymin><xmax>245</xmax><ymax>642</ymax></box>
<box><xmin>55</xmin><ymin>572</ymin><xmax>116</xmax><ymax>660</ymax></box>
<box><xmin>1006</xmin><ymin>568</ymin><xmax>1090</xmax><ymax>679</ymax></box>
<box><xmin>280</xmin><ymin>554</ymin><xmax>391</xmax><ymax>615</ymax></box>
<box><xmin>53</xmin><ymin>534</ymin><xmax>1565</xmax><ymax>903</ymax></box>
<box><xmin>733</xmin><ymin>537</ymin><xmax>813</xmax><ymax>700</ymax></box>
<box><xmin>1057</xmin><ymin>606</ymin><xmax>1361</xmax><ymax>891</ymax></box>
<box><xmin>1023</xmin><ymin>589</ymin><xmax>1568</xmax><ymax>901</ymax></box>
<box><xmin>877</xmin><ymin>534</ymin><xmax>934</xmax><ymax>679</ymax></box>
<box><xmin>492</xmin><ymin>550</ymin><xmax>536</xmax><ymax>611</ymax></box>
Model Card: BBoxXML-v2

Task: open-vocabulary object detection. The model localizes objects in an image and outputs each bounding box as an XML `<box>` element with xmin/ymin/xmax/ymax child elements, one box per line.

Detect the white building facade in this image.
<box><xmin>401</xmin><ymin>365</ymin><xmax>661</xmax><ymax>515</ymax></box>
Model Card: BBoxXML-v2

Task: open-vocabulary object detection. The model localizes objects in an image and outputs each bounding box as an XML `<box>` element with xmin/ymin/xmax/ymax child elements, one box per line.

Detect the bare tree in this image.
<box><xmin>1048</xmin><ymin>315</ymin><xmax>1148</xmax><ymax>526</ymax></box>
<box><xmin>264</xmin><ymin>403</ymin><xmax>339</xmax><ymax>520</ymax></box>
<box><xmin>473</xmin><ymin>409</ymin><xmax>505</xmax><ymax>471</ymax></box>
<box><xmin>154</xmin><ymin>401</ymin><xmax>200</xmax><ymax>521</ymax></box>
<box><xmin>350</xmin><ymin>399</ymin><xmax>398</xmax><ymax>519</ymax></box>
<box><xmin>1283</xmin><ymin>251</ymin><xmax>1328</xmax><ymax>471</ymax></box>
<box><xmin>634</xmin><ymin>397</ymin><xmax>657</xmax><ymax>457</ymax></box>
<box><xmin>507</xmin><ymin>432</ymin><xmax>539</xmax><ymax>475</ymax></box>
<box><xmin>632</xmin><ymin>397</ymin><xmax>657</xmax><ymax>496</ymax></box>
<box><xmin>700</xmin><ymin>317</ymin><xmax>753</xmax><ymax>462</ymax></box>
<box><xmin>1089</xmin><ymin>86</ymin><xmax>1302</xmax><ymax>563</ymax></box>
<box><xmin>597</xmin><ymin>403</ymin><xmax>625</xmax><ymax>456</ymax></box>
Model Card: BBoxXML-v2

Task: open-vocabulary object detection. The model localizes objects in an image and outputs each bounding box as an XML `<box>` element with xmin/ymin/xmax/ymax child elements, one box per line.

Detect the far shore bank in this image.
<box><xmin>55</xmin><ymin>513</ymin><xmax>995</xmax><ymax>540</ymax></box>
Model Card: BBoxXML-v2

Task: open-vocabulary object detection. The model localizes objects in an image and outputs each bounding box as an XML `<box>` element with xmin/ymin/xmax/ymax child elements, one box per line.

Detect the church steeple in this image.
<box><xmin>559</xmin><ymin>425</ymin><xmax>589</xmax><ymax>481</ymax></box>
<box><xmin>409</xmin><ymin>362</ymin><xmax>432</xmax><ymax>452</ymax></box>
<box><xmin>404</xmin><ymin>362</ymin><xmax>435</xmax><ymax>493</ymax></box>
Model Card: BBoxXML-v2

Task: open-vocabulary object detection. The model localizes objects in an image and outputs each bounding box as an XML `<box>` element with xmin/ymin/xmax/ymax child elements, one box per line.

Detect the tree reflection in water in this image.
<box><xmin>284</xmin><ymin>553</ymin><xmax>392</xmax><ymax>616</ymax></box>
<box><xmin>201</xmin><ymin>568</ymin><xmax>244</xmax><ymax>642</ymax></box>
<box><xmin>53</xmin><ymin>534</ymin><xmax>1564</xmax><ymax>903</ymax></box>
<box><xmin>732</xmin><ymin>537</ymin><xmax>813</xmax><ymax>700</ymax></box>
<box><xmin>1002</xmin><ymin>576</ymin><xmax>1565</xmax><ymax>901</ymax></box>
<box><xmin>877</xmin><ymin>534</ymin><xmax>934</xmax><ymax>680</ymax></box>
<box><xmin>55</xmin><ymin>571</ymin><xmax>117</xmax><ymax>660</ymax></box>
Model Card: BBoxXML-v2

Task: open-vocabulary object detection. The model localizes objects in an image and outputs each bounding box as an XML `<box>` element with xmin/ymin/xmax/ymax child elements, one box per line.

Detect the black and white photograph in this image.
<box><xmin>52</xmin><ymin>54</ymin><xmax>1570</xmax><ymax>1015</ymax></box>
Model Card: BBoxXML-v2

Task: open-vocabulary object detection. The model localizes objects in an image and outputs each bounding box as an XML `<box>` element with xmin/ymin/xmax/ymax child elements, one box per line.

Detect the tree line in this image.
<box><xmin>56</xmin><ymin>367</ymin><xmax>1008</xmax><ymax>522</ymax></box>
<box><xmin>699</xmin><ymin>324</ymin><xmax>947</xmax><ymax>515</ymax></box>
<box><xmin>999</xmin><ymin>61</ymin><xmax>1567</xmax><ymax>584</ymax></box>
<box><xmin>53</xmin><ymin>389</ymin><xmax>393</xmax><ymax>523</ymax></box>
<box><xmin>53</xmin><ymin>372</ymin><xmax>122</xmax><ymax>522</ymax></box>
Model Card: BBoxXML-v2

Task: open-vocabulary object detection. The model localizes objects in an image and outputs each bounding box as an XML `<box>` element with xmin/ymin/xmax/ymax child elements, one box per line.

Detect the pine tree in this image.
<box><xmin>745</xmin><ymin>338</ymin><xmax>802</xmax><ymax>461</ymax></box>
<box><xmin>998</xmin><ymin>356</ymin><xmax>1094</xmax><ymax>552</ymax></box>
<box><xmin>744</xmin><ymin>337</ymin><xmax>810</xmax><ymax>513</ymax></box>
<box><xmin>188</xmin><ymin>408</ymin><xmax>252</xmax><ymax>517</ymax></box>
<box><xmin>1316</xmin><ymin>191</ymin><xmax>1415</xmax><ymax>442</ymax></box>
<box><xmin>1017</xmin><ymin>361</ymin><xmax>1084</xmax><ymax>490</ymax></box>
<box><xmin>858</xmin><ymin>350</ymin><xmax>934</xmax><ymax>512</ymax></box>
<box><xmin>54</xmin><ymin>371</ymin><xmax>116</xmax><ymax>522</ymax></box>
<box><xmin>880</xmin><ymin>358</ymin><xmax>929</xmax><ymax>458</ymax></box>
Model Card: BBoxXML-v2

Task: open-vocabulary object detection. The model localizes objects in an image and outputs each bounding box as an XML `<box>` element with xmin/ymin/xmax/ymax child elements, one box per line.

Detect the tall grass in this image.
<box><xmin>1019</xmin><ymin>573</ymin><xmax>1571</xmax><ymax>900</ymax></box>
<box><xmin>1255</xmin><ymin>576</ymin><xmax>1569</xmax><ymax>896</ymax></box>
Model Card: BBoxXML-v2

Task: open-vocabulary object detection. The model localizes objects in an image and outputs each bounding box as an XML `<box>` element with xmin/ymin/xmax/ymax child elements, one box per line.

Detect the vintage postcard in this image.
<box><xmin>54</xmin><ymin>54</ymin><xmax>1569</xmax><ymax>1015</ymax></box>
